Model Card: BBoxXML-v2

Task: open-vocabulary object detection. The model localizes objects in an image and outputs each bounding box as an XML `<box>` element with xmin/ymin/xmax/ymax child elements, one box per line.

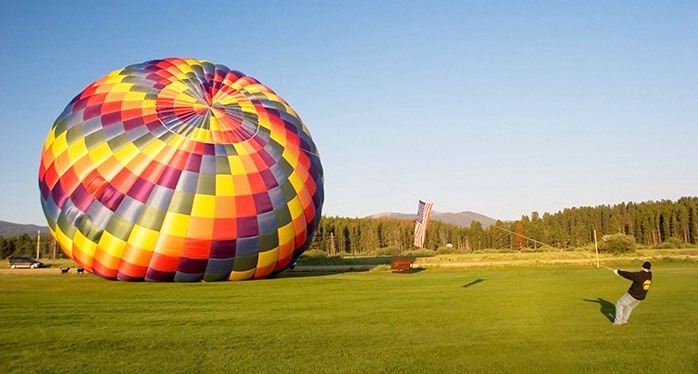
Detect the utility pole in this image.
<box><xmin>36</xmin><ymin>230</ymin><xmax>41</xmax><ymax>259</ymax></box>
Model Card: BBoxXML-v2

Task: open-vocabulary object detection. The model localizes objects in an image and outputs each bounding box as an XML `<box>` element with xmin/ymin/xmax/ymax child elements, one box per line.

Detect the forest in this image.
<box><xmin>2</xmin><ymin>197</ymin><xmax>697</xmax><ymax>260</ymax></box>
<box><xmin>309</xmin><ymin>197</ymin><xmax>698</xmax><ymax>255</ymax></box>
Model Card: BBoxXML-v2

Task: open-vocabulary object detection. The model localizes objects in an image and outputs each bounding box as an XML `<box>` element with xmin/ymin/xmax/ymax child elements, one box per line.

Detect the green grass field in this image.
<box><xmin>1</xmin><ymin>261</ymin><xmax>696</xmax><ymax>373</ymax></box>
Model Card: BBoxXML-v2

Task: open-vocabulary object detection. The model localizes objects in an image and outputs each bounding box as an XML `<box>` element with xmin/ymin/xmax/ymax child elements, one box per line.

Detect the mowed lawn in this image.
<box><xmin>1</xmin><ymin>262</ymin><xmax>696</xmax><ymax>373</ymax></box>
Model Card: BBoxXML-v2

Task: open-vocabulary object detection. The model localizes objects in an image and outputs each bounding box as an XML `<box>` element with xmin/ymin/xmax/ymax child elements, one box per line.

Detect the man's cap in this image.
<box><xmin>642</xmin><ymin>261</ymin><xmax>651</xmax><ymax>270</ymax></box>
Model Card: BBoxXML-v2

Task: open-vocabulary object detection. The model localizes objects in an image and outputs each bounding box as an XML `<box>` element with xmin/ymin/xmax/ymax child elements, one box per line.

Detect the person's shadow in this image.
<box><xmin>582</xmin><ymin>298</ymin><xmax>615</xmax><ymax>322</ymax></box>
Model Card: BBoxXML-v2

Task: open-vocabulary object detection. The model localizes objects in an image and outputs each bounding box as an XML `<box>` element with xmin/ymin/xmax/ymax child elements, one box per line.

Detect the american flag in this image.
<box><xmin>413</xmin><ymin>200</ymin><xmax>433</xmax><ymax>248</ymax></box>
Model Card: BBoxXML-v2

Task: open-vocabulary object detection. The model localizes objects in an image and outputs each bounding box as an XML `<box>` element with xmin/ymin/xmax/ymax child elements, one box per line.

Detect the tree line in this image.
<box><xmin>309</xmin><ymin>197</ymin><xmax>698</xmax><ymax>254</ymax></box>
<box><xmin>3</xmin><ymin>197</ymin><xmax>696</xmax><ymax>260</ymax></box>
<box><xmin>1</xmin><ymin>234</ymin><xmax>58</xmax><ymax>260</ymax></box>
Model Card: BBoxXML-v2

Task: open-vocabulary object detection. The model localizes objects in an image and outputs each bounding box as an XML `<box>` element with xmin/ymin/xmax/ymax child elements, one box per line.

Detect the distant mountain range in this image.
<box><xmin>0</xmin><ymin>220</ymin><xmax>50</xmax><ymax>237</ymax></box>
<box><xmin>369</xmin><ymin>211</ymin><xmax>497</xmax><ymax>228</ymax></box>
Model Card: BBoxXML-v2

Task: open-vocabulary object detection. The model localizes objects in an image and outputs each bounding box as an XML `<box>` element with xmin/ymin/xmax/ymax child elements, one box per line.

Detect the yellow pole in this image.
<box><xmin>594</xmin><ymin>229</ymin><xmax>599</xmax><ymax>268</ymax></box>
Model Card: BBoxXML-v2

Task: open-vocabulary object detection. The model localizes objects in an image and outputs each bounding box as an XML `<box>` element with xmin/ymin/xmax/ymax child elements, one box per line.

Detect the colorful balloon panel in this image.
<box><xmin>39</xmin><ymin>58</ymin><xmax>323</xmax><ymax>281</ymax></box>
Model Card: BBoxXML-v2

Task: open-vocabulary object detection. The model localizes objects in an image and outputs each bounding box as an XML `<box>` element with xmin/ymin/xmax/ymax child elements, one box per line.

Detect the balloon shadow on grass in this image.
<box><xmin>582</xmin><ymin>298</ymin><xmax>615</xmax><ymax>322</ymax></box>
<box><xmin>463</xmin><ymin>279</ymin><xmax>485</xmax><ymax>288</ymax></box>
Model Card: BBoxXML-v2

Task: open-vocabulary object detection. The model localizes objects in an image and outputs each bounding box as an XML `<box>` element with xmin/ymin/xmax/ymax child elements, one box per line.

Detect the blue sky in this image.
<box><xmin>1</xmin><ymin>1</ymin><xmax>696</xmax><ymax>225</ymax></box>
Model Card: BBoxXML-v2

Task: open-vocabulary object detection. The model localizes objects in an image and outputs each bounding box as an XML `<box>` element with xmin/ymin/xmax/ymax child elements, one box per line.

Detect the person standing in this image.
<box><xmin>612</xmin><ymin>261</ymin><xmax>652</xmax><ymax>325</ymax></box>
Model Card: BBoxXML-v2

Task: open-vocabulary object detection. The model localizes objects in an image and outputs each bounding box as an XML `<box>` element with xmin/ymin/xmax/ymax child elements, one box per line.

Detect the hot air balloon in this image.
<box><xmin>38</xmin><ymin>58</ymin><xmax>323</xmax><ymax>281</ymax></box>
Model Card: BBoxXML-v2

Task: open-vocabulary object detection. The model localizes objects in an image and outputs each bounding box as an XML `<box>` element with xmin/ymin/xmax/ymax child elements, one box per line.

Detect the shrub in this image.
<box><xmin>660</xmin><ymin>237</ymin><xmax>685</xmax><ymax>249</ymax></box>
<box><xmin>375</xmin><ymin>246</ymin><xmax>402</xmax><ymax>256</ymax></box>
<box><xmin>599</xmin><ymin>233</ymin><xmax>636</xmax><ymax>254</ymax></box>
<box><xmin>580</xmin><ymin>243</ymin><xmax>597</xmax><ymax>252</ymax></box>
<box><xmin>436</xmin><ymin>246</ymin><xmax>458</xmax><ymax>255</ymax></box>
<box><xmin>302</xmin><ymin>249</ymin><xmax>328</xmax><ymax>257</ymax></box>
<box><xmin>400</xmin><ymin>249</ymin><xmax>436</xmax><ymax>257</ymax></box>
<box><xmin>369</xmin><ymin>264</ymin><xmax>391</xmax><ymax>272</ymax></box>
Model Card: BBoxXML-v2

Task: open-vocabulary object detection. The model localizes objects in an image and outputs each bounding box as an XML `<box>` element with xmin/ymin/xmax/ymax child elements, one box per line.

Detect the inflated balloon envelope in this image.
<box><xmin>39</xmin><ymin>58</ymin><xmax>324</xmax><ymax>282</ymax></box>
